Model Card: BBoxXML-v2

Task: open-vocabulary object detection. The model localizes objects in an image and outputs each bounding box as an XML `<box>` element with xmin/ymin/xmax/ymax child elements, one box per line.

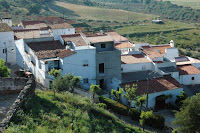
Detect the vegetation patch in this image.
<box><xmin>4</xmin><ymin>91</ymin><xmax>146</xmax><ymax>133</ymax></box>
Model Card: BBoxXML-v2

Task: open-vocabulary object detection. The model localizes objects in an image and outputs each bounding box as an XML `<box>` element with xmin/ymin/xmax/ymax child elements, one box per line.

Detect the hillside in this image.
<box><xmin>162</xmin><ymin>0</ymin><xmax>200</xmax><ymax>9</ymax></box>
<box><xmin>4</xmin><ymin>91</ymin><xmax>146</xmax><ymax>133</ymax></box>
<box><xmin>55</xmin><ymin>1</ymin><xmax>155</xmax><ymax>22</ymax></box>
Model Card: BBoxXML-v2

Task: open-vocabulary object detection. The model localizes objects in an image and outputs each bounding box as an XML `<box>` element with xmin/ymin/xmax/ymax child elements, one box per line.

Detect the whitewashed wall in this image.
<box><xmin>121</xmin><ymin>62</ymin><xmax>153</xmax><ymax>73</ymax></box>
<box><xmin>15</xmin><ymin>39</ymin><xmax>47</xmax><ymax>86</ymax></box>
<box><xmin>0</xmin><ymin>31</ymin><xmax>16</xmax><ymax>65</ymax></box>
<box><xmin>61</xmin><ymin>46</ymin><xmax>96</xmax><ymax>89</ymax></box>
<box><xmin>180</xmin><ymin>74</ymin><xmax>200</xmax><ymax>85</ymax></box>
<box><xmin>52</xmin><ymin>28</ymin><xmax>75</xmax><ymax>40</ymax></box>
<box><xmin>164</xmin><ymin>48</ymin><xmax>179</xmax><ymax>60</ymax></box>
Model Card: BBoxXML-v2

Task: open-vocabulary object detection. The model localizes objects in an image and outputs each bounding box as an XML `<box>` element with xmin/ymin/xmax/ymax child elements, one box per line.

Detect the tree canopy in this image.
<box><xmin>0</xmin><ymin>59</ymin><xmax>10</xmax><ymax>77</ymax></box>
<box><xmin>173</xmin><ymin>93</ymin><xmax>200</xmax><ymax>132</ymax></box>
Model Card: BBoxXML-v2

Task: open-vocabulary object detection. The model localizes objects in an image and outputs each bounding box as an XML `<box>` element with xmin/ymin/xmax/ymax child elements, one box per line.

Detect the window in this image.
<box><xmin>101</xmin><ymin>43</ymin><xmax>106</xmax><ymax>48</ymax></box>
<box><xmin>99</xmin><ymin>63</ymin><xmax>104</xmax><ymax>73</ymax></box>
<box><xmin>91</xmin><ymin>44</ymin><xmax>94</xmax><ymax>46</ymax></box>
<box><xmin>100</xmin><ymin>79</ymin><xmax>104</xmax><ymax>89</ymax></box>
<box><xmin>142</xmin><ymin>65</ymin><xmax>146</xmax><ymax>70</ymax></box>
<box><xmin>83</xmin><ymin>60</ymin><xmax>89</xmax><ymax>67</ymax></box>
<box><xmin>3</xmin><ymin>49</ymin><xmax>6</xmax><ymax>53</ymax></box>
<box><xmin>192</xmin><ymin>77</ymin><xmax>195</xmax><ymax>80</ymax></box>
<box><xmin>83</xmin><ymin>78</ymin><xmax>89</xmax><ymax>84</ymax></box>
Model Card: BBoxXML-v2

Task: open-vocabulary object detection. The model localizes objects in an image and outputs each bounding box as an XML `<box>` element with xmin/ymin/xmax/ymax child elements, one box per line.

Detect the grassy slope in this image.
<box><xmin>115</xmin><ymin>21</ymin><xmax>195</xmax><ymax>35</ymax></box>
<box><xmin>4</xmin><ymin>91</ymin><xmax>146</xmax><ymax>133</ymax></box>
<box><xmin>55</xmin><ymin>1</ymin><xmax>156</xmax><ymax>22</ymax></box>
<box><xmin>162</xmin><ymin>0</ymin><xmax>200</xmax><ymax>9</ymax></box>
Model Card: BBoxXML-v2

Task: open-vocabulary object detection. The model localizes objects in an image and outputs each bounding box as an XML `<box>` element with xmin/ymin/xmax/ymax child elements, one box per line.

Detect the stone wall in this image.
<box><xmin>0</xmin><ymin>78</ymin><xmax>28</xmax><ymax>94</ymax></box>
<box><xmin>0</xmin><ymin>79</ymin><xmax>35</xmax><ymax>132</ymax></box>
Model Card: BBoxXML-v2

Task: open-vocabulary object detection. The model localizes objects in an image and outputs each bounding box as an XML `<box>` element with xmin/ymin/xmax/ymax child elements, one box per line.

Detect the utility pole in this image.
<box><xmin>146</xmin><ymin>77</ymin><xmax>149</xmax><ymax>111</ymax></box>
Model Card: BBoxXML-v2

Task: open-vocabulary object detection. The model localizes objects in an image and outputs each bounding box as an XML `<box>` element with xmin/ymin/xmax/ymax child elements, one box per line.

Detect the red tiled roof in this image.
<box><xmin>0</xmin><ymin>23</ymin><xmax>12</xmax><ymax>32</ymax></box>
<box><xmin>142</xmin><ymin>46</ymin><xmax>163</xmax><ymax>59</ymax></box>
<box><xmin>22</xmin><ymin>21</ymin><xmax>47</xmax><ymax>29</ymax></box>
<box><xmin>152</xmin><ymin>45</ymin><xmax>172</xmax><ymax>54</ymax></box>
<box><xmin>121</xmin><ymin>54</ymin><xmax>151</xmax><ymax>64</ymax></box>
<box><xmin>121</xmin><ymin>76</ymin><xmax>182</xmax><ymax>96</ymax></box>
<box><xmin>177</xmin><ymin>65</ymin><xmax>200</xmax><ymax>75</ymax></box>
<box><xmin>115</xmin><ymin>42</ymin><xmax>134</xmax><ymax>49</ymax></box>
<box><xmin>153</xmin><ymin>61</ymin><xmax>163</xmax><ymax>63</ymax></box>
<box><xmin>56</xmin><ymin>49</ymin><xmax>75</xmax><ymax>58</ymax></box>
<box><xmin>49</xmin><ymin>23</ymin><xmax>74</xmax><ymax>29</ymax></box>
<box><xmin>27</xmin><ymin>41</ymin><xmax>75</xmax><ymax>59</ymax></box>
<box><xmin>61</xmin><ymin>34</ymin><xmax>88</xmax><ymax>47</ymax></box>
<box><xmin>105</xmin><ymin>31</ymin><xmax>128</xmax><ymax>42</ymax></box>
<box><xmin>87</xmin><ymin>35</ymin><xmax>114</xmax><ymax>44</ymax></box>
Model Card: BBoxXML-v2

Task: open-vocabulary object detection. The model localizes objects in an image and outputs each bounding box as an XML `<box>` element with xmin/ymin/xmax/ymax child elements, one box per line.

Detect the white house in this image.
<box><xmin>1</xmin><ymin>18</ymin><xmax>12</xmax><ymax>27</ymax></box>
<box><xmin>177</xmin><ymin>64</ymin><xmax>200</xmax><ymax>85</ymax></box>
<box><xmin>0</xmin><ymin>23</ymin><xmax>16</xmax><ymax>65</ymax></box>
<box><xmin>119</xmin><ymin>76</ymin><xmax>183</xmax><ymax>109</ymax></box>
<box><xmin>152</xmin><ymin>40</ymin><xmax>179</xmax><ymax>61</ymax></box>
<box><xmin>121</xmin><ymin>53</ymin><xmax>153</xmax><ymax>73</ymax></box>
<box><xmin>49</xmin><ymin>23</ymin><xmax>75</xmax><ymax>40</ymax></box>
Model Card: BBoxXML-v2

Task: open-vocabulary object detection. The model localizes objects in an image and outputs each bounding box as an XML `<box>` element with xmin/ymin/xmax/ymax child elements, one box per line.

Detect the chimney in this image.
<box><xmin>170</xmin><ymin>40</ymin><xmax>174</xmax><ymax>47</ymax></box>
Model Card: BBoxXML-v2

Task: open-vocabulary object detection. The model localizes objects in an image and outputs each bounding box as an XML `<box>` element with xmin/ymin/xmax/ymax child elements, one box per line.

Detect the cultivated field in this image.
<box><xmin>55</xmin><ymin>1</ymin><xmax>156</xmax><ymax>22</ymax></box>
<box><xmin>162</xmin><ymin>0</ymin><xmax>200</xmax><ymax>9</ymax></box>
<box><xmin>115</xmin><ymin>21</ymin><xmax>195</xmax><ymax>35</ymax></box>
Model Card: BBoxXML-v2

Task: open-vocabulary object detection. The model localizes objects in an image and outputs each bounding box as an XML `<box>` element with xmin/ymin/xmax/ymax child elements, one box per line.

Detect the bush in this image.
<box><xmin>96</xmin><ymin>103</ymin><xmax>107</xmax><ymax>109</ymax></box>
<box><xmin>145</xmin><ymin>114</ymin><xmax>165</xmax><ymax>129</ymax></box>
<box><xmin>128</xmin><ymin>108</ymin><xmax>140</xmax><ymax>121</ymax></box>
<box><xmin>98</xmin><ymin>96</ymin><xmax>128</xmax><ymax>116</ymax></box>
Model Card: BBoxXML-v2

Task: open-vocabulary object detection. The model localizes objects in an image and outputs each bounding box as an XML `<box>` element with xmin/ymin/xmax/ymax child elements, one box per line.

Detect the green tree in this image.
<box><xmin>0</xmin><ymin>59</ymin><xmax>10</xmax><ymax>77</ymax></box>
<box><xmin>90</xmin><ymin>84</ymin><xmax>101</xmax><ymax>100</ymax></box>
<box><xmin>173</xmin><ymin>93</ymin><xmax>200</xmax><ymax>133</ymax></box>
<box><xmin>48</xmin><ymin>68</ymin><xmax>61</xmax><ymax>98</ymax></box>
<box><xmin>137</xmin><ymin>95</ymin><xmax>146</xmax><ymax>111</ymax></box>
<box><xmin>69</xmin><ymin>75</ymin><xmax>81</xmax><ymax>93</ymax></box>
<box><xmin>111</xmin><ymin>88</ymin><xmax>123</xmax><ymax>103</ymax></box>
<box><xmin>123</xmin><ymin>84</ymin><xmax>137</xmax><ymax>109</ymax></box>
<box><xmin>140</xmin><ymin>111</ymin><xmax>153</xmax><ymax>131</ymax></box>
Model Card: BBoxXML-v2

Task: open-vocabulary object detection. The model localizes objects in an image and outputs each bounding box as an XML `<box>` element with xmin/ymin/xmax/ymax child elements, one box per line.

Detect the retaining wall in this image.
<box><xmin>0</xmin><ymin>78</ymin><xmax>35</xmax><ymax>132</ymax></box>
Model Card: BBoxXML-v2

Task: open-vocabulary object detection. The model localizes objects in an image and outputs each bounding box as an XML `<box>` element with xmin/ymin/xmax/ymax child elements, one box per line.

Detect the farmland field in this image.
<box><xmin>115</xmin><ymin>21</ymin><xmax>195</xmax><ymax>35</ymax></box>
<box><xmin>55</xmin><ymin>1</ymin><xmax>156</xmax><ymax>22</ymax></box>
<box><xmin>162</xmin><ymin>0</ymin><xmax>200</xmax><ymax>9</ymax></box>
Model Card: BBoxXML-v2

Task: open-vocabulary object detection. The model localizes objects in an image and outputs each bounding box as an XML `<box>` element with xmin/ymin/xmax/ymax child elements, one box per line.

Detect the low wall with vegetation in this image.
<box><xmin>0</xmin><ymin>79</ymin><xmax>36</xmax><ymax>132</ymax></box>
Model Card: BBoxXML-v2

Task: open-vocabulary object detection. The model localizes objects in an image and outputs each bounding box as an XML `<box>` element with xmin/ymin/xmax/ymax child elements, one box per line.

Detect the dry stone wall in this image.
<box><xmin>0</xmin><ymin>78</ymin><xmax>35</xmax><ymax>132</ymax></box>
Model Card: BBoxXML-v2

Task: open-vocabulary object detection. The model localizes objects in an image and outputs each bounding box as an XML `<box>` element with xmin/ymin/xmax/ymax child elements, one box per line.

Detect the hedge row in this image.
<box><xmin>98</xmin><ymin>96</ymin><xmax>128</xmax><ymax>116</ymax></box>
<box><xmin>99</xmin><ymin>96</ymin><xmax>165</xmax><ymax>129</ymax></box>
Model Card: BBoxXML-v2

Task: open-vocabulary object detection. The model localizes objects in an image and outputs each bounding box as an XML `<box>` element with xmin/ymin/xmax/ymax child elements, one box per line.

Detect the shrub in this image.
<box><xmin>98</xmin><ymin>96</ymin><xmax>128</xmax><ymax>116</ymax></box>
<box><xmin>145</xmin><ymin>114</ymin><xmax>165</xmax><ymax>129</ymax></box>
<box><xmin>128</xmin><ymin>108</ymin><xmax>140</xmax><ymax>121</ymax></box>
<box><xmin>96</xmin><ymin>103</ymin><xmax>107</xmax><ymax>109</ymax></box>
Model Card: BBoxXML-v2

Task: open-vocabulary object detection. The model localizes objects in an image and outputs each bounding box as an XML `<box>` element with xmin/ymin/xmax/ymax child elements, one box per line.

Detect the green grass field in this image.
<box><xmin>4</xmin><ymin>91</ymin><xmax>146</xmax><ymax>133</ymax></box>
<box><xmin>115</xmin><ymin>21</ymin><xmax>195</xmax><ymax>35</ymax></box>
<box><xmin>55</xmin><ymin>1</ymin><xmax>156</xmax><ymax>22</ymax></box>
<box><xmin>162</xmin><ymin>0</ymin><xmax>200</xmax><ymax>9</ymax></box>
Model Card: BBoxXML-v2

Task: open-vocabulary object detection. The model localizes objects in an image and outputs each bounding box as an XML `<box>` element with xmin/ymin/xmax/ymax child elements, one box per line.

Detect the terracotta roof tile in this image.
<box><xmin>152</xmin><ymin>45</ymin><xmax>172</xmax><ymax>54</ymax></box>
<box><xmin>105</xmin><ymin>31</ymin><xmax>128</xmax><ymax>42</ymax></box>
<box><xmin>121</xmin><ymin>76</ymin><xmax>182</xmax><ymax>96</ymax></box>
<box><xmin>87</xmin><ymin>35</ymin><xmax>114</xmax><ymax>44</ymax></box>
<box><xmin>61</xmin><ymin>34</ymin><xmax>88</xmax><ymax>47</ymax></box>
<box><xmin>0</xmin><ymin>23</ymin><xmax>12</xmax><ymax>32</ymax></box>
<box><xmin>177</xmin><ymin>65</ymin><xmax>200</xmax><ymax>75</ymax></box>
<box><xmin>121</xmin><ymin>54</ymin><xmax>151</xmax><ymax>64</ymax></box>
<box><xmin>115</xmin><ymin>42</ymin><xmax>134</xmax><ymax>49</ymax></box>
<box><xmin>22</xmin><ymin>21</ymin><xmax>48</xmax><ymax>29</ymax></box>
<box><xmin>49</xmin><ymin>23</ymin><xmax>74</xmax><ymax>29</ymax></box>
<box><xmin>27</xmin><ymin>41</ymin><xmax>75</xmax><ymax>59</ymax></box>
<box><xmin>142</xmin><ymin>46</ymin><xmax>163</xmax><ymax>59</ymax></box>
